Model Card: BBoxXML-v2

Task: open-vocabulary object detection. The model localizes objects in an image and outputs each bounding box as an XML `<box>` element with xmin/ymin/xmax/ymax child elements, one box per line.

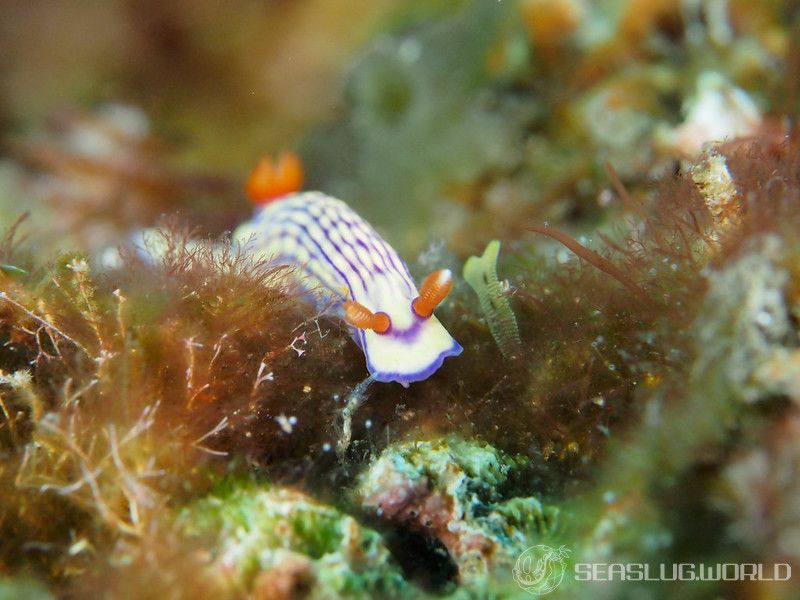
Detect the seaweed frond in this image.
<box><xmin>526</xmin><ymin>225</ymin><xmax>643</xmax><ymax>295</ymax></box>
<box><xmin>463</xmin><ymin>240</ymin><xmax>522</xmax><ymax>360</ymax></box>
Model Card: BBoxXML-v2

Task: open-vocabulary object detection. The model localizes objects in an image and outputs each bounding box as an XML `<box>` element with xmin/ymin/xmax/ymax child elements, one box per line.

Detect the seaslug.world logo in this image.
<box><xmin>513</xmin><ymin>543</ymin><xmax>792</xmax><ymax>595</ymax></box>
<box><xmin>513</xmin><ymin>544</ymin><xmax>571</xmax><ymax>596</ymax></box>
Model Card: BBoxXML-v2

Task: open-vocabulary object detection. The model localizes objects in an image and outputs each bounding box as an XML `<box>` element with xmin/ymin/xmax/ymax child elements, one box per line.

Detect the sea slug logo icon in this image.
<box><xmin>513</xmin><ymin>544</ymin><xmax>570</xmax><ymax>596</ymax></box>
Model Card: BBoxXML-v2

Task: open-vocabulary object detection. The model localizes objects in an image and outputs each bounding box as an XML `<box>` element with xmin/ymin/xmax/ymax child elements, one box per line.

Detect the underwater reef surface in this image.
<box><xmin>0</xmin><ymin>0</ymin><xmax>799</xmax><ymax>598</ymax></box>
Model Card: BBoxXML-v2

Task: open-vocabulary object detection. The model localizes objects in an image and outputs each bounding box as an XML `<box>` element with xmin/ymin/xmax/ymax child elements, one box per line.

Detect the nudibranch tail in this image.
<box><xmin>412</xmin><ymin>269</ymin><xmax>453</xmax><ymax>318</ymax></box>
<box><xmin>344</xmin><ymin>300</ymin><xmax>391</xmax><ymax>334</ymax></box>
<box><xmin>245</xmin><ymin>151</ymin><xmax>304</xmax><ymax>205</ymax></box>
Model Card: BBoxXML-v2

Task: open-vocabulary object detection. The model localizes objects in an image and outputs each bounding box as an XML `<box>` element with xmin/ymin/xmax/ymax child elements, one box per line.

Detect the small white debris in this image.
<box><xmin>755</xmin><ymin>311</ymin><xmax>774</xmax><ymax>328</ymax></box>
<box><xmin>66</xmin><ymin>258</ymin><xmax>90</xmax><ymax>274</ymax></box>
<box><xmin>276</xmin><ymin>414</ymin><xmax>296</xmax><ymax>434</ymax></box>
<box><xmin>0</xmin><ymin>369</ymin><xmax>32</xmax><ymax>387</ymax></box>
<box><xmin>398</xmin><ymin>38</ymin><xmax>422</xmax><ymax>63</ymax></box>
<box><xmin>290</xmin><ymin>333</ymin><xmax>307</xmax><ymax>357</ymax></box>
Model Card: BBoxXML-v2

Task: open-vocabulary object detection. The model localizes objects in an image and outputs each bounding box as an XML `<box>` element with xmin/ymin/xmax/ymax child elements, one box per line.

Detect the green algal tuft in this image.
<box><xmin>463</xmin><ymin>240</ymin><xmax>522</xmax><ymax>360</ymax></box>
<box><xmin>177</xmin><ymin>479</ymin><xmax>415</xmax><ymax>599</ymax></box>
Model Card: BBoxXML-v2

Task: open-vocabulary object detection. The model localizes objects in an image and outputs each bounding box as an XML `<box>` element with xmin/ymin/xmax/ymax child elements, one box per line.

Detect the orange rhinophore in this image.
<box><xmin>245</xmin><ymin>151</ymin><xmax>304</xmax><ymax>204</ymax></box>
<box><xmin>412</xmin><ymin>269</ymin><xmax>453</xmax><ymax>318</ymax></box>
<box><xmin>344</xmin><ymin>300</ymin><xmax>391</xmax><ymax>334</ymax></box>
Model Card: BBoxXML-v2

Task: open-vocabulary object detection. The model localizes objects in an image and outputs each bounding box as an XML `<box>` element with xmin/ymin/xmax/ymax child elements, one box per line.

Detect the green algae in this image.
<box><xmin>463</xmin><ymin>240</ymin><xmax>522</xmax><ymax>361</ymax></box>
<box><xmin>0</xmin><ymin>578</ymin><xmax>53</xmax><ymax>600</ymax></box>
<box><xmin>178</xmin><ymin>479</ymin><xmax>415</xmax><ymax>599</ymax></box>
<box><xmin>302</xmin><ymin>0</ymin><xmax>530</xmax><ymax>246</ymax></box>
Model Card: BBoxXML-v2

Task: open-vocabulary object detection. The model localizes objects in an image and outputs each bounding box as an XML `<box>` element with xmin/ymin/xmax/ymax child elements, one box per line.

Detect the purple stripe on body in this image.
<box><xmin>271</xmin><ymin>221</ymin><xmax>358</xmax><ymax>301</ymax></box>
<box><xmin>312</xmin><ymin>209</ymin><xmax>382</xmax><ymax>283</ymax></box>
<box><xmin>272</xmin><ymin>201</ymin><xmax>412</xmax><ymax>292</ymax></box>
<box><xmin>340</xmin><ymin>212</ymin><xmax>412</xmax><ymax>287</ymax></box>
<box><xmin>269</xmin><ymin>211</ymin><xmax>372</xmax><ymax>295</ymax></box>
<box><xmin>273</xmin><ymin>231</ymin><xmax>341</xmax><ymax>293</ymax></box>
<box><xmin>261</xmin><ymin>201</ymin><xmax>410</xmax><ymax>299</ymax></box>
<box><xmin>269</xmin><ymin>215</ymin><xmax>369</xmax><ymax>296</ymax></box>
<box><xmin>354</xmin><ymin>239</ymin><xmax>384</xmax><ymax>274</ymax></box>
<box><xmin>324</xmin><ymin>204</ymin><xmax>415</xmax><ymax>295</ymax></box>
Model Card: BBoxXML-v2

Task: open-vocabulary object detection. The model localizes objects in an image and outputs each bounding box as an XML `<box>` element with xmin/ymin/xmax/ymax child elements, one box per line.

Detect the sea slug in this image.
<box><xmin>234</xmin><ymin>153</ymin><xmax>462</xmax><ymax>386</ymax></box>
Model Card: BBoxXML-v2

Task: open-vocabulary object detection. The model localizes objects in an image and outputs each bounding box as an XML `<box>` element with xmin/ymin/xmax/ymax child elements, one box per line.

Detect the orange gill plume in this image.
<box><xmin>412</xmin><ymin>269</ymin><xmax>453</xmax><ymax>318</ymax></box>
<box><xmin>344</xmin><ymin>300</ymin><xmax>392</xmax><ymax>334</ymax></box>
<box><xmin>245</xmin><ymin>151</ymin><xmax>304</xmax><ymax>205</ymax></box>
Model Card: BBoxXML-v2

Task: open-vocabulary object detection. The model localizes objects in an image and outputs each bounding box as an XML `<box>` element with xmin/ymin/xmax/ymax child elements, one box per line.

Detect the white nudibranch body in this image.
<box><xmin>234</xmin><ymin>192</ymin><xmax>462</xmax><ymax>385</ymax></box>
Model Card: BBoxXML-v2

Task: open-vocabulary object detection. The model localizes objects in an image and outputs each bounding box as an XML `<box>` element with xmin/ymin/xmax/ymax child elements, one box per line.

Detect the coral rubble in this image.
<box><xmin>178</xmin><ymin>480</ymin><xmax>414</xmax><ymax>599</ymax></box>
<box><xmin>355</xmin><ymin>438</ymin><xmax>558</xmax><ymax>592</ymax></box>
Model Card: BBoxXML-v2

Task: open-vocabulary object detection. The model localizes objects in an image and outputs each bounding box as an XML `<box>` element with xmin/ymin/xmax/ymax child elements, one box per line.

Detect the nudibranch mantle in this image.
<box><xmin>234</xmin><ymin>192</ymin><xmax>462</xmax><ymax>385</ymax></box>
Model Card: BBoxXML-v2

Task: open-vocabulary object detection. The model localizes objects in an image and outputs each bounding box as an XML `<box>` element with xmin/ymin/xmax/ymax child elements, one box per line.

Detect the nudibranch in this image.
<box><xmin>234</xmin><ymin>152</ymin><xmax>463</xmax><ymax>386</ymax></box>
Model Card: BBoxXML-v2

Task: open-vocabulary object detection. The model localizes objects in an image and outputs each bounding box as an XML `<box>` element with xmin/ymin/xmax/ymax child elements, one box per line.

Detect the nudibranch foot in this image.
<box><xmin>368</xmin><ymin>337</ymin><xmax>463</xmax><ymax>387</ymax></box>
